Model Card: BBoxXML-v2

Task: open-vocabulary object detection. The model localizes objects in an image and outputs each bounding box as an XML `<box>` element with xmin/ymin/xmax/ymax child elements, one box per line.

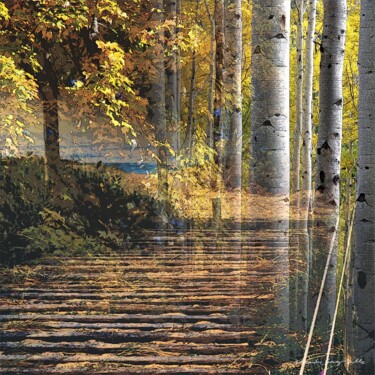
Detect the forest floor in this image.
<box><xmin>121</xmin><ymin>169</ymin><xmax>292</xmax><ymax>222</ymax></box>
<box><xmin>0</xmin><ymin>225</ymin><xmax>302</xmax><ymax>374</ymax></box>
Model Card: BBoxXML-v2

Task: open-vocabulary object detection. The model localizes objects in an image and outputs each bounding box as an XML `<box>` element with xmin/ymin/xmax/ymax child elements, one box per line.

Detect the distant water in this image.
<box><xmin>109</xmin><ymin>162</ymin><xmax>157</xmax><ymax>174</ymax></box>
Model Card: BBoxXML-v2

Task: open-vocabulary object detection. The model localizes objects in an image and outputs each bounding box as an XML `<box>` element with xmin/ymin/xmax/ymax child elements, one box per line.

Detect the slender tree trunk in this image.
<box><xmin>291</xmin><ymin>0</ymin><xmax>318</xmax><ymax>336</ymax></box>
<box><xmin>176</xmin><ymin>0</ymin><xmax>182</xmax><ymax>146</ymax></box>
<box><xmin>38</xmin><ymin>52</ymin><xmax>61</xmax><ymax>185</ymax></box>
<box><xmin>301</xmin><ymin>0</ymin><xmax>317</xmax><ymax>219</ymax></box>
<box><xmin>150</xmin><ymin>0</ymin><xmax>168</xmax><ymax>200</ymax></box>
<box><xmin>213</xmin><ymin>0</ymin><xmax>225</xmax><ymax>168</ymax></box>
<box><xmin>291</xmin><ymin>0</ymin><xmax>305</xmax><ymax>198</ymax></box>
<box><xmin>204</xmin><ymin>0</ymin><xmax>215</xmax><ymax>149</ymax></box>
<box><xmin>346</xmin><ymin>1</ymin><xmax>375</xmax><ymax>372</ymax></box>
<box><xmin>165</xmin><ymin>0</ymin><xmax>180</xmax><ymax>159</ymax></box>
<box><xmin>250</xmin><ymin>0</ymin><xmax>290</xmax><ymax>196</ymax></box>
<box><xmin>344</xmin><ymin>141</ymin><xmax>353</xmax><ymax>249</ymax></box>
<box><xmin>224</xmin><ymin>0</ymin><xmax>242</xmax><ymax>190</ymax></box>
<box><xmin>290</xmin><ymin>1</ymin><xmax>305</xmax><ymax>332</ymax></box>
<box><xmin>309</xmin><ymin>0</ymin><xmax>347</xmax><ymax>337</ymax></box>
<box><xmin>184</xmin><ymin>0</ymin><xmax>199</xmax><ymax>160</ymax></box>
<box><xmin>40</xmin><ymin>88</ymin><xmax>60</xmax><ymax>179</ymax></box>
<box><xmin>343</xmin><ymin>142</ymin><xmax>354</xmax><ymax>369</ymax></box>
<box><xmin>185</xmin><ymin>33</ymin><xmax>197</xmax><ymax>160</ymax></box>
<box><xmin>290</xmin><ymin>1</ymin><xmax>305</xmax><ymax>335</ymax></box>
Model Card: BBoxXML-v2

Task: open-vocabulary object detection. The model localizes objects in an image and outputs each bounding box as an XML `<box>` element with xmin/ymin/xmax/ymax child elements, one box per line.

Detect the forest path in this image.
<box><xmin>0</xmin><ymin>227</ymin><xmax>290</xmax><ymax>374</ymax></box>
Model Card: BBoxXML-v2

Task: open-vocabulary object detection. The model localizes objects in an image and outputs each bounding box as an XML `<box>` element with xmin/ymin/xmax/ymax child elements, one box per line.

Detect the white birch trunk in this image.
<box><xmin>310</xmin><ymin>0</ymin><xmax>346</xmax><ymax>335</ymax></box>
<box><xmin>301</xmin><ymin>0</ymin><xmax>317</xmax><ymax>218</ymax></box>
<box><xmin>250</xmin><ymin>0</ymin><xmax>290</xmax><ymax>197</ymax></box>
<box><xmin>249</xmin><ymin>2</ymin><xmax>291</xmax><ymax>354</ymax></box>
<box><xmin>291</xmin><ymin>0</ymin><xmax>318</xmax><ymax>336</ymax></box>
<box><xmin>346</xmin><ymin>1</ymin><xmax>375</xmax><ymax>372</ymax></box>
<box><xmin>224</xmin><ymin>0</ymin><xmax>242</xmax><ymax>190</ymax></box>
<box><xmin>291</xmin><ymin>0</ymin><xmax>305</xmax><ymax>197</ymax></box>
<box><xmin>290</xmin><ymin>2</ymin><xmax>306</xmax><ymax>333</ymax></box>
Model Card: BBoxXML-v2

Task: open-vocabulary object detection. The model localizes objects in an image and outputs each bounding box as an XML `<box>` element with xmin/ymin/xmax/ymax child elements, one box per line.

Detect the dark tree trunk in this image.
<box><xmin>204</xmin><ymin>0</ymin><xmax>215</xmax><ymax>149</ymax></box>
<box><xmin>176</xmin><ymin>0</ymin><xmax>182</xmax><ymax>125</ymax></box>
<box><xmin>213</xmin><ymin>0</ymin><xmax>225</xmax><ymax>168</ymax></box>
<box><xmin>185</xmin><ymin>45</ymin><xmax>197</xmax><ymax>160</ymax></box>
<box><xmin>38</xmin><ymin>52</ymin><xmax>61</xmax><ymax>184</ymax></box>
<box><xmin>165</xmin><ymin>0</ymin><xmax>180</xmax><ymax>158</ymax></box>
<box><xmin>147</xmin><ymin>0</ymin><xmax>168</xmax><ymax>201</ymax></box>
<box><xmin>184</xmin><ymin>0</ymin><xmax>199</xmax><ymax>160</ymax></box>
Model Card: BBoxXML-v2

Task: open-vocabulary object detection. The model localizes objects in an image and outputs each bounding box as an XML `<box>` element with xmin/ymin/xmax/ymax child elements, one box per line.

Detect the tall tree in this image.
<box><xmin>1</xmin><ymin>1</ymin><xmax>137</xmax><ymax>183</ymax></box>
<box><xmin>165</xmin><ymin>0</ymin><xmax>180</xmax><ymax>157</ymax></box>
<box><xmin>290</xmin><ymin>1</ymin><xmax>305</xmax><ymax>332</ymax></box>
<box><xmin>37</xmin><ymin>44</ymin><xmax>61</xmax><ymax>183</ymax></box>
<box><xmin>309</xmin><ymin>0</ymin><xmax>347</xmax><ymax>333</ymax></box>
<box><xmin>291</xmin><ymin>0</ymin><xmax>318</xmax><ymax>335</ymax></box>
<box><xmin>250</xmin><ymin>0</ymin><xmax>290</xmax><ymax>196</ymax></box>
<box><xmin>291</xmin><ymin>0</ymin><xmax>305</xmax><ymax>198</ymax></box>
<box><xmin>249</xmin><ymin>1</ymin><xmax>291</xmax><ymax>355</ymax></box>
<box><xmin>184</xmin><ymin>0</ymin><xmax>199</xmax><ymax>159</ymax></box>
<box><xmin>1</xmin><ymin>1</ymin><xmax>70</xmax><ymax>180</ymax></box>
<box><xmin>213</xmin><ymin>0</ymin><xmax>225</xmax><ymax>168</ymax></box>
<box><xmin>204</xmin><ymin>0</ymin><xmax>215</xmax><ymax>149</ymax></box>
<box><xmin>301</xmin><ymin>0</ymin><xmax>317</xmax><ymax>216</ymax></box>
<box><xmin>176</xmin><ymin>0</ymin><xmax>182</xmax><ymax>128</ymax></box>
<box><xmin>290</xmin><ymin>3</ymin><xmax>305</xmax><ymax>331</ymax></box>
<box><xmin>148</xmin><ymin>0</ymin><xmax>168</xmax><ymax>200</ymax></box>
<box><xmin>345</xmin><ymin>0</ymin><xmax>375</xmax><ymax>372</ymax></box>
<box><xmin>224</xmin><ymin>0</ymin><xmax>242</xmax><ymax>190</ymax></box>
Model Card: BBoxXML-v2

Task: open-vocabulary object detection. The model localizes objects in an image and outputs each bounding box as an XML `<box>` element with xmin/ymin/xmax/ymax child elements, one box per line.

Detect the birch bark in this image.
<box><xmin>224</xmin><ymin>0</ymin><xmax>242</xmax><ymax>190</ymax></box>
<box><xmin>291</xmin><ymin>0</ymin><xmax>305</xmax><ymax>197</ymax></box>
<box><xmin>346</xmin><ymin>1</ymin><xmax>375</xmax><ymax>372</ymax></box>
<box><xmin>310</xmin><ymin>0</ymin><xmax>347</xmax><ymax>335</ymax></box>
<box><xmin>250</xmin><ymin>0</ymin><xmax>290</xmax><ymax>197</ymax></box>
<box><xmin>301</xmin><ymin>0</ymin><xmax>317</xmax><ymax>217</ymax></box>
<box><xmin>292</xmin><ymin>0</ymin><xmax>318</xmax><ymax>335</ymax></box>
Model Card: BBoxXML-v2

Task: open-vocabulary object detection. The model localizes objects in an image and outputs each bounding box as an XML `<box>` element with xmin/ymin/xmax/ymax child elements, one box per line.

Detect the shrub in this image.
<box><xmin>0</xmin><ymin>157</ymin><xmax>173</xmax><ymax>267</ymax></box>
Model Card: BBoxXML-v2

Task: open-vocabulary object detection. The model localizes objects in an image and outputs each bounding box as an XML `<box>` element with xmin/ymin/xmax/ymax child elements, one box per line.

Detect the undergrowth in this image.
<box><xmin>0</xmin><ymin>156</ymin><xmax>175</xmax><ymax>267</ymax></box>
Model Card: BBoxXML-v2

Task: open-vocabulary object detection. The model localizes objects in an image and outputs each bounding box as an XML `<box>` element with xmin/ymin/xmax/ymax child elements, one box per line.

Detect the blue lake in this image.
<box><xmin>109</xmin><ymin>162</ymin><xmax>157</xmax><ymax>174</ymax></box>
